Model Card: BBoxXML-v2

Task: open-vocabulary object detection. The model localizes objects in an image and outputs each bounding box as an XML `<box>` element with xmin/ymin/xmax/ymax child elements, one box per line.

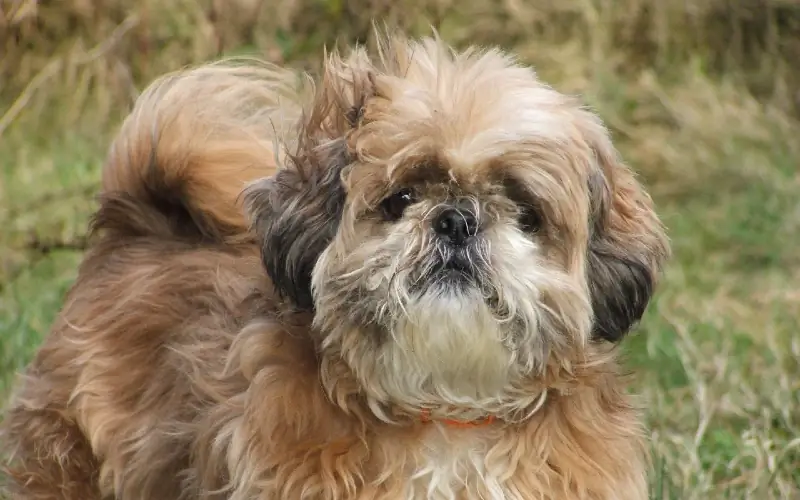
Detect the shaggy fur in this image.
<box><xmin>0</xmin><ymin>30</ymin><xmax>669</xmax><ymax>500</ymax></box>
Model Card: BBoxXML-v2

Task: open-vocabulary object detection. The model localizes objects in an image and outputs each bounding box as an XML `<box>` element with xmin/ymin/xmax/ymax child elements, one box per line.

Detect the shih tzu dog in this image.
<box><xmin>1</xmin><ymin>30</ymin><xmax>669</xmax><ymax>499</ymax></box>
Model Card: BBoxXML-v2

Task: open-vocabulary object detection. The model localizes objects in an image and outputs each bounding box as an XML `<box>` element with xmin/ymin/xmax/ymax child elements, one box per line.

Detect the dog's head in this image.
<box><xmin>245</xmin><ymin>33</ymin><xmax>669</xmax><ymax>419</ymax></box>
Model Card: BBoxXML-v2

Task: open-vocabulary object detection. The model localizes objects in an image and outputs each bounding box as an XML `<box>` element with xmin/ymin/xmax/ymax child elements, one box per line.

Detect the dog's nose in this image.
<box><xmin>433</xmin><ymin>207</ymin><xmax>478</xmax><ymax>246</ymax></box>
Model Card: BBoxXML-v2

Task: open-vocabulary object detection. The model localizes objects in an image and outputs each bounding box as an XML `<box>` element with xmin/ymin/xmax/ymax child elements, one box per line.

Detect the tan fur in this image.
<box><xmin>1</xmin><ymin>30</ymin><xmax>669</xmax><ymax>500</ymax></box>
<box><xmin>101</xmin><ymin>60</ymin><xmax>305</xmax><ymax>241</ymax></box>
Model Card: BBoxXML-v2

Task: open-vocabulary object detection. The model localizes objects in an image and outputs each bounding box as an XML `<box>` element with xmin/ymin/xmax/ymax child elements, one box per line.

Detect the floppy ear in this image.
<box><xmin>244</xmin><ymin>51</ymin><xmax>375</xmax><ymax>310</ymax></box>
<box><xmin>244</xmin><ymin>142</ymin><xmax>349</xmax><ymax>310</ymax></box>
<box><xmin>580</xmin><ymin>114</ymin><xmax>670</xmax><ymax>342</ymax></box>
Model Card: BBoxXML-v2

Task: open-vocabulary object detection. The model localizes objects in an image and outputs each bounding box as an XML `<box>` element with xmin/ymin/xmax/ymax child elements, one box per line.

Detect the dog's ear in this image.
<box><xmin>244</xmin><ymin>142</ymin><xmax>349</xmax><ymax>310</ymax></box>
<box><xmin>245</xmin><ymin>51</ymin><xmax>375</xmax><ymax>310</ymax></box>
<box><xmin>579</xmin><ymin>113</ymin><xmax>670</xmax><ymax>342</ymax></box>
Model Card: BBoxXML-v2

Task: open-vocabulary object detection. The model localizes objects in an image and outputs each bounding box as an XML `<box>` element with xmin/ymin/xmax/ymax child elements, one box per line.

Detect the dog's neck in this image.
<box><xmin>318</xmin><ymin>352</ymin><xmax>561</xmax><ymax>428</ymax></box>
<box><xmin>411</xmin><ymin>389</ymin><xmax>549</xmax><ymax>428</ymax></box>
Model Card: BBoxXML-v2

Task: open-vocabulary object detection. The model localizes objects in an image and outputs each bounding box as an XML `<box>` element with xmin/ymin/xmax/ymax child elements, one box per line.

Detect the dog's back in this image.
<box><xmin>0</xmin><ymin>61</ymin><xmax>302</xmax><ymax>499</ymax></box>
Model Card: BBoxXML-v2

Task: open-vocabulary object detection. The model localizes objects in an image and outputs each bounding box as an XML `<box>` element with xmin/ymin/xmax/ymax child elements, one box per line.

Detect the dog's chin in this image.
<box><xmin>374</xmin><ymin>282</ymin><xmax>517</xmax><ymax>404</ymax></box>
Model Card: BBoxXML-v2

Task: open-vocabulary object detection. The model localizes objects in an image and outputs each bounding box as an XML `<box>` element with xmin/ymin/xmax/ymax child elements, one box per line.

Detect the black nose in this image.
<box><xmin>433</xmin><ymin>207</ymin><xmax>478</xmax><ymax>245</ymax></box>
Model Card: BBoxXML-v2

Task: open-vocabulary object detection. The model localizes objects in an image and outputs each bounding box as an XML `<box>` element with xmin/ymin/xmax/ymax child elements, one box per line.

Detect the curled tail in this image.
<box><xmin>94</xmin><ymin>59</ymin><xmax>306</xmax><ymax>244</ymax></box>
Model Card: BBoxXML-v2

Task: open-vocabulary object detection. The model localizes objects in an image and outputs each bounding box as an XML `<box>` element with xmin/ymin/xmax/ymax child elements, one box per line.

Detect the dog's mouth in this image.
<box><xmin>441</xmin><ymin>254</ymin><xmax>472</xmax><ymax>275</ymax></box>
<box><xmin>425</xmin><ymin>251</ymin><xmax>481</xmax><ymax>292</ymax></box>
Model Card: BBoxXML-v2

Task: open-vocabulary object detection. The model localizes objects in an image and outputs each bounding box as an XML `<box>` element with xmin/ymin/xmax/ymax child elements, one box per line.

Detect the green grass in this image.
<box><xmin>2</xmin><ymin>1</ymin><xmax>799</xmax><ymax>498</ymax></box>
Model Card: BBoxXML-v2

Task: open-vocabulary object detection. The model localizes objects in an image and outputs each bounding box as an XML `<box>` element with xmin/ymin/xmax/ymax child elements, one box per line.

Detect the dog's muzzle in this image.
<box><xmin>425</xmin><ymin>202</ymin><xmax>485</xmax><ymax>290</ymax></box>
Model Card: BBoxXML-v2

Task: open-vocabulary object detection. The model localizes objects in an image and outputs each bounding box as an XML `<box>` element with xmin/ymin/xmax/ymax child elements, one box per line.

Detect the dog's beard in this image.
<box><xmin>384</xmin><ymin>288</ymin><xmax>513</xmax><ymax>399</ymax></box>
<box><xmin>312</xmin><ymin>221</ymin><xmax>589</xmax><ymax>415</ymax></box>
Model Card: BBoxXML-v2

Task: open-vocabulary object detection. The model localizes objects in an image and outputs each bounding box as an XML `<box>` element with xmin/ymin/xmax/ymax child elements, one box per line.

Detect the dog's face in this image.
<box><xmin>246</xmin><ymin>35</ymin><xmax>669</xmax><ymax>418</ymax></box>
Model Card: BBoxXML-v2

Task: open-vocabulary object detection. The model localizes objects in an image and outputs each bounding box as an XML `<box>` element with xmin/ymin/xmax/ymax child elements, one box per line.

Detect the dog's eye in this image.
<box><xmin>380</xmin><ymin>188</ymin><xmax>416</xmax><ymax>221</ymax></box>
<box><xmin>519</xmin><ymin>206</ymin><xmax>542</xmax><ymax>233</ymax></box>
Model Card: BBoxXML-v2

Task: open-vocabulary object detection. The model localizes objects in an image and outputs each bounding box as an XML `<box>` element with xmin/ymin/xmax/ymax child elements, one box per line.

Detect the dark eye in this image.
<box><xmin>380</xmin><ymin>188</ymin><xmax>416</xmax><ymax>221</ymax></box>
<box><xmin>519</xmin><ymin>205</ymin><xmax>542</xmax><ymax>233</ymax></box>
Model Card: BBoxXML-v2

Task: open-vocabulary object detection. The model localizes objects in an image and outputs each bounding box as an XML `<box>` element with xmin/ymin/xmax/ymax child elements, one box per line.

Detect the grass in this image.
<box><xmin>2</xmin><ymin>0</ymin><xmax>799</xmax><ymax>498</ymax></box>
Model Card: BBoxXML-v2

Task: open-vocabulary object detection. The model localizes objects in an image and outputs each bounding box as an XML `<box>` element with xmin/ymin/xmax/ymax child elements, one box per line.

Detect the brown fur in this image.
<box><xmin>1</xmin><ymin>30</ymin><xmax>669</xmax><ymax>499</ymax></box>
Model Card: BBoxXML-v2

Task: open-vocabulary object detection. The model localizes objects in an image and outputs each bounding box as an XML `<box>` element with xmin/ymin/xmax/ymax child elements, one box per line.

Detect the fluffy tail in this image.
<box><xmin>94</xmin><ymin>59</ymin><xmax>306</xmax><ymax>244</ymax></box>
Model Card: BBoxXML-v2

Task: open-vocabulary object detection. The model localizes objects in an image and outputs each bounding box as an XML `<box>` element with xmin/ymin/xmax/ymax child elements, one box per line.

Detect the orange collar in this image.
<box><xmin>419</xmin><ymin>408</ymin><xmax>497</xmax><ymax>428</ymax></box>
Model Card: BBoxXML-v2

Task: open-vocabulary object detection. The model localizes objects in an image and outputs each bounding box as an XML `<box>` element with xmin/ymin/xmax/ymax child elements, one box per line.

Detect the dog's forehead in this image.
<box><xmin>370</xmin><ymin>70</ymin><xmax>579</xmax><ymax>173</ymax></box>
<box><xmin>351</xmin><ymin>46</ymin><xmax>595</xmax><ymax>199</ymax></box>
<box><xmin>372</xmin><ymin>105</ymin><xmax>584</xmax><ymax>192</ymax></box>
<box><xmin>392</xmin><ymin>52</ymin><xmax>572</xmax><ymax>134</ymax></box>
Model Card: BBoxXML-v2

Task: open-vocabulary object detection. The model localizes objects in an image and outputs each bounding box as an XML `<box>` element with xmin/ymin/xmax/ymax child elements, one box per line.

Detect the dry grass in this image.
<box><xmin>1</xmin><ymin>0</ymin><xmax>799</xmax><ymax>498</ymax></box>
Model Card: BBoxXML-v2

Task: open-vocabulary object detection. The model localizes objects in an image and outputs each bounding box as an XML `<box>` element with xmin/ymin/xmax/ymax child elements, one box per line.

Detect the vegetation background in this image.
<box><xmin>1</xmin><ymin>0</ymin><xmax>798</xmax><ymax>498</ymax></box>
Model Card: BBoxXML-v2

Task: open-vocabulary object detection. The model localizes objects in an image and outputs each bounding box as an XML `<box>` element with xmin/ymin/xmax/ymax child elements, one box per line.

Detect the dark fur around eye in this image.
<box><xmin>380</xmin><ymin>188</ymin><xmax>416</xmax><ymax>221</ymax></box>
<box><xmin>518</xmin><ymin>205</ymin><xmax>542</xmax><ymax>233</ymax></box>
<box><xmin>502</xmin><ymin>177</ymin><xmax>542</xmax><ymax>233</ymax></box>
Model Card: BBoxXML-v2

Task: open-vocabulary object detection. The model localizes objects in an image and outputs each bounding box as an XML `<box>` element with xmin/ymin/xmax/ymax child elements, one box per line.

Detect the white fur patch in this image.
<box><xmin>406</xmin><ymin>426</ymin><xmax>517</xmax><ymax>500</ymax></box>
<box><xmin>387</xmin><ymin>289</ymin><xmax>513</xmax><ymax>399</ymax></box>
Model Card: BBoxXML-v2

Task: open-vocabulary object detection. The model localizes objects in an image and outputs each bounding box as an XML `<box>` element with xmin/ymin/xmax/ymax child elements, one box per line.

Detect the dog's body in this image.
<box><xmin>1</xmin><ymin>32</ymin><xmax>669</xmax><ymax>500</ymax></box>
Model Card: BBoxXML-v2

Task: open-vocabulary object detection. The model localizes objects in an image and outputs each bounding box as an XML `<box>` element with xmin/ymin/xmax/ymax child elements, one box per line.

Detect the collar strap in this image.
<box><xmin>419</xmin><ymin>408</ymin><xmax>497</xmax><ymax>428</ymax></box>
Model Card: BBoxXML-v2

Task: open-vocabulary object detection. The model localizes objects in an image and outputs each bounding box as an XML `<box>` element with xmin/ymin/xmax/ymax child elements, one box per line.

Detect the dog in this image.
<box><xmin>0</xmin><ymin>30</ymin><xmax>669</xmax><ymax>499</ymax></box>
